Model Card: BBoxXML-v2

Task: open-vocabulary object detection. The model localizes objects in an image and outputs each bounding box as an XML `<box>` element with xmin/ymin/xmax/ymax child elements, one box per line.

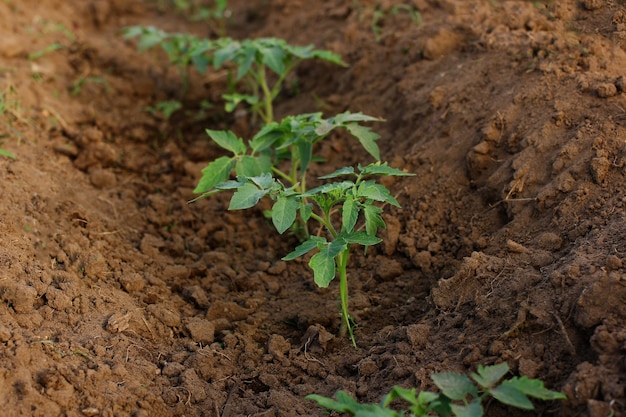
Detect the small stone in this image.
<box><xmin>89</xmin><ymin>169</ymin><xmax>117</xmax><ymax>189</ymax></box>
<box><xmin>148</xmin><ymin>304</ymin><xmax>181</xmax><ymax>327</ymax></box>
<box><xmin>81</xmin><ymin>407</ymin><xmax>100</xmax><ymax>416</ymax></box>
<box><xmin>0</xmin><ymin>325</ymin><xmax>11</xmax><ymax>342</ymax></box>
<box><xmin>597</xmin><ymin>83</ymin><xmax>617</xmax><ymax>98</ymax></box>
<box><xmin>185</xmin><ymin>319</ymin><xmax>215</xmax><ymax>345</ymax></box>
<box><xmin>105</xmin><ymin>312</ymin><xmax>131</xmax><ymax>333</ymax></box>
<box><xmin>582</xmin><ymin>0</ymin><xmax>603</xmax><ymax>11</ymax></box>
<box><xmin>358</xmin><ymin>358</ymin><xmax>378</xmax><ymax>377</ymax></box>
<box><xmin>406</xmin><ymin>324</ymin><xmax>431</xmax><ymax>348</ymax></box>
<box><xmin>119</xmin><ymin>273</ymin><xmax>145</xmax><ymax>293</ymax></box>
<box><xmin>507</xmin><ymin>239</ymin><xmax>528</xmax><ymax>253</ymax></box>
<box><xmin>161</xmin><ymin>362</ymin><xmax>186</xmax><ymax>377</ymax></box>
<box><xmin>605</xmin><ymin>255</ymin><xmax>622</xmax><ymax>271</ymax></box>
<box><xmin>590</xmin><ymin>156</ymin><xmax>611</xmax><ymax>184</ymax></box>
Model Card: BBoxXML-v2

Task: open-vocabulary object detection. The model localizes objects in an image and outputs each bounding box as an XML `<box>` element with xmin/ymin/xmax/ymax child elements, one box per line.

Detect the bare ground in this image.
<box><xmin>0</xmin><ymin>0</ymin><xmax>625</xmax><ymax>416</ymax></box>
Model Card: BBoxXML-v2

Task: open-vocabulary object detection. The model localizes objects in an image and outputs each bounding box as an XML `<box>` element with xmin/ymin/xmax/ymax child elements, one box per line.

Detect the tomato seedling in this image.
<box><xmin>195</xmin><ymin>163</ymin><xmax>413</xmax><ymax>346</ymax></box>
<box><xmin>307</xmin><ymin>362</ymin><xmax>567</xmax><ymax>416</ymax></box>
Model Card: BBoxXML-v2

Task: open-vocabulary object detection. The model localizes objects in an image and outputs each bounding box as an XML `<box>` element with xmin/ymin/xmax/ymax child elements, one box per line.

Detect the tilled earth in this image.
<box><xmin>0</xmin><ymin>0</ymin><xmax>625</xmax><ymax>416</ymax></box>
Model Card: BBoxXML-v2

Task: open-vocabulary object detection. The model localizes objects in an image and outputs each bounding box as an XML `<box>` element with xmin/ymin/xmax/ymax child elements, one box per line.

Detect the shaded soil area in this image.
<box><xmin>0</xmin><ymin>0</ymin><xmax>625</xmax><ymax>416</ymax></box>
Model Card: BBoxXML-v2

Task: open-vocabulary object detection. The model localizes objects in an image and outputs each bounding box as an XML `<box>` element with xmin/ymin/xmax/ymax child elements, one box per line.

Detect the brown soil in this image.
<box><xmin>0</xmin><ymin>0</ymin><xmax>625</xmax><ymax>416</ymax></box>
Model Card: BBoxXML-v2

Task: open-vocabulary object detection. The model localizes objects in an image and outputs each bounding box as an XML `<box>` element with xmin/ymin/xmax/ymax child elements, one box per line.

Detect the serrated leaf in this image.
<box><xmin>235</xmin><ymin>155</ymin><xmax>272</xmax><ymax>177</ymax></box>
<box><xmin>272</xmin><ymin>196</ymin><xmax>299</xmax><ymax>234</ymax></box>
<box><xmin>248</xmin><ymin>172</ymin><xmax>275</xmax><ymax>189</ymax></box>
<box><xmin>363</xmin><ymin>204</ymin><xmax>385</xmax><ymax>236</ymax></box>
<box><xmin>314</xmin><ymin>119</ymin><xmax>334</xmax><ymax>136</ymax></box>
<box><xmin>309</xmin><ymin>246</ymin><xmax>336</xmax><ymax>287</ymax></box>
<box><xmin>206</xmin><ymin>129</ymin><xmax>246</xmax><ymax>155</ymax></box>
<box><xmin>193</xmin><ymin>156</ymin><xmax>235</xmax><ymax>193</ymax></box>
<box><xmin>346</xmin><ymin>123</ymin><xmax>380</xmax><ymax>161</ymax></box>
<box><xmin>357</xmin><ymin>182</ymin><xmax>398</xmax><ymax>206</ymax></box>
<box><xmin>450</xmin><ymin>401</ymin><xmax>483</xmax><ymax>417</ymax></box>
<box><xmin>250</xmin><ymin>122</ymin><xmax>284</xmax><ymax>152</ymax></box>
<box><xmin>359</xmin><ymin>162</ymin><xmax>415</xmax><ymax>177</ymax></box>
<box><xmin>498</xmin><ymin>377</ymin><xmax>567</xmax><ymax>401</ymax></box>
<box><xmin>228</xmin><ymin>183</ymin><xmax>267</xmax><ymax>210</ymax></box>
<box><xmin>432</xmin><ymin>372</ymin><xmax>478</xmax><ymax>401</ymax></box>
<box><xmin>335</xmin><ymin>111</ymin><xmax>383</xmax><ymax>124</ymax></box>
<box><xmin>472</xmin><ymin>363</ymin><xmax>509</xmax><ymax>389</ymax></box>
<box><xmin>311</xmin><ymin>49</ymin><xmax>347</xmax><ymax>66</ymax></box>
<box><xmin>342</xmin><ymin>231</ymin><xmax>383</xmax><ymax>246</ymax></box>
<box><xmin>489</xmin><ymin>384</ymin><xmax>534</xmax><ymax>410</ymax></box>
<box><xmin>298</xmin><ymin>139</ymin><xmax>313</xmax><ymax>175</ymax></box>
<box><xmin>342</xmin><ymin>196</ymin><xmax>359</xmax><ymax>233</ymax></box>
<box><xmin>304</xmin><ymin>181</ymin><xmax>354</xmax><ymax>197</ymax></box>
<box><xmin>319</xmin><ymin>166</ymin><xmax>355</xmax><ymax>179</ymax></box>
<box><xmin>327</xmin><ymin>238</ymin><xmax>348</xmax><ymax>258</ymax></box>
<box><xmin>282</xmin><ymin>236</ymin><xmax>326</xmax><ymax>261</ymax></box>
<box><xmin>237</xmin><ymin>46</ymin><xmax>256</xmax><ymax>80</ymax></box>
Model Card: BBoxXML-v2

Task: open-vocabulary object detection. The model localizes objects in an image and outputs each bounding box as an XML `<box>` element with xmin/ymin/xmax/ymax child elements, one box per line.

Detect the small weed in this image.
<box><xmin>308</xmin><ymin>362</ymin><xmax>567</xmax><ymax>416</ymax></box>
<box><xmin>146</xmin><ymin>99</ymin><xmax>183</xmax><ymax>120</ymax></box>
<box><xmin>70</xmin><ymin>76</ymin><xmax>109</xmax><ymax>97</ymax></box>
<box><xmin>28</xmin><ymin>42</ymin><xmax>64</xmax><ymax>61</ymax></box>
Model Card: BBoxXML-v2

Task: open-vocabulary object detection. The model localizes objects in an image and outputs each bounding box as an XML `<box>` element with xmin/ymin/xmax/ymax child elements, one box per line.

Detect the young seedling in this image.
<box><xmin>211</xmin><ymin>37</ymin><xmax>346</xmax><ymax>124</ymax></box>
<box><xmin>198</xmin><ymin>163</ymin><xmax>413</xmax><ymax>346</ymax></box>
<box><xmin>307</xmin><ymin>362</ymin><xmax>567</xmax><ymax>416</ymax></box>
<box><xmin>123</xmin><ymin>26</ymin><xmax>215</xmax><ymax>95</ymax></box>
<box><xmin>192</xmin><ymin>111</ymin><xmax>383</xmax><ymax>202</ymax></box>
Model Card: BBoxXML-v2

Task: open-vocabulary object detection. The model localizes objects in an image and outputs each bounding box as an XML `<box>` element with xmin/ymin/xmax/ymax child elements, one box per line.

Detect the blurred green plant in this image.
<box><xmin>308</xmin><ymin>363</ymin><xmax>567</xmax><ymax>416</ymax></box>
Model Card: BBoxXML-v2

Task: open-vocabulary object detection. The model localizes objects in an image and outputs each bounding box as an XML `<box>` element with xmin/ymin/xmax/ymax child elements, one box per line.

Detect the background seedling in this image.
<box><xmin>123</xmin><ymin>28</ymin><xmax>345</xmax><ymax>124</ymax></box>
<box><xmin>307</xmin><ymin>362</ymin><xmax>567</xmax><ymax>416</ymax></box>
<box><xmin>211</xmin><ymin>37</ymin><xmax>346</xmax><ymax>124</ymax></box>
<box><xmin>198</xmin><ymin>163</ymin><xmax>413</xmax><ymax>346</ymax></box>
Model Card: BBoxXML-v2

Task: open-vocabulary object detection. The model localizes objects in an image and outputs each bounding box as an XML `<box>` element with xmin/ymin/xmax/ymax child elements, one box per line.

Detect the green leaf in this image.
<box><xmin>489</xmin><ymin>384</ymin><xmax>534</xmax><ymax>410</ymax></box>
<box><xmin>249</xmin><ymin>172</ymin><xmax>275</xmax><ymax>189</ymax></box>
<box><xmin>306</xmin><ymin>392</ymin><xmax>399</xmax><ymax>416</ymax></box>
<box><xmin>342</xmin><ymin>196</ymin><xmax>359</xmax><ymax>233</ymax></box>
<box><xmin>309</xmin><ymin>245</ymin><xmax>336</xmax><ymax>287</ymax></box>
<box><xmin>335</xmin><ymin>111</ymin><xmax>384</xmax><ymax>124</ymax></box>
<box><xmin>228</xmin><ymin>183</ymin><xmax>267</xmax><ymax>210</ymax></box>
<box><xmin>357</xmin><ymin>182</ymin><xmax>399</xmax><ymax>206</ymax></box>
<box><xmin>345</xmin><ymin>123</ymin><xmax>380</xmax><ymax>161</ymax></box>
<box><xmin>363</xmin><ymin>204</ymin><xmax>385</xmax><ymax>236</ymax></box>
<box><xmin>193</xmin><ymin>156</ymin><xmax>235</xmax><ymax>193</ymax></box>
<box><xmin>206</xmin><ymin>129</ymin><xmax>246</xmax><ymax>155</ymax></box>
<box><xmin>327</xmin><ymin>238</ymin><xmax>348</xmax><ymax>258</ymax></box>
<box><xmin>359</xmin><ymin>162</ymin><xmax>415</xmax><ymax>177</ymax></box>
<box><xmin>431</xmin><ymin>372</ymin><xmax>478</xmax><ymax>401</ymax></box>
<box><xmin>300</xmin><ymin>202</ymin><xmax>313</xmax><ymax>222</ymax></box>
<box><xmin>498</xmin><ymin>377</ymin><xmax>567</xmax><ymax>401</ymax></box>
<box><xmin>213</xmin><ymin>40</ymin><xmax>239</xmax><ymax>68</ymax></box>
<box><xmin>304</xmin><ymin>181</ymin><xmax>354</xmax><ymax>197</ymax></box>
<box><xmin>235</xmin><ymin>155</ymin><xmax>272</xmax><ymax>177</ymax></box>
<box><xmin>283</xmin><ymin>236</ymin><xmax>326</xmax><ymax>261</ymax></box>
<box><xmin>311</xmin><ymin>49</ymin><xmax>347</xmax><ymax>66</ymax></box>
<box><xmin>272</xmin><ymin>196</ymin><xmax>299</xmax><ymax>234</ymax></box>
<box><xmin>260</xmin><ymin>44</ymin><xmax>286</xmax><ymax>75</ymax></box>
<box><xmin>450</xmin><ymin>400</ymin><xmax>483</xmax><ymax>417</ymax></box>
<box><xmin>0</xmin><ymin>149</ymin><xmax>16</xmax><ymax>160</ymax></box>
<box><xmin>342</xmin><ymin>231</ymin><xmax>383</xmax><ymax>246</ymax></box>
<box><xmin>249</xmin><ymin>122</ymin><xmax>284</xmax><ymax>152</ymax></box>
<box><xmin>319</xmin><ymin>166</ymin><xmax>355</xmax><ymax>179</ymax></box>
<box><xmin>471</xmin><ymin>363</ymin><xmax>509</xmax><ymax>389</ymax></box>
<box><xmin>236</xmin><ymin>46</ymin><xmax>256</xmax><ymax>80</ymax></box>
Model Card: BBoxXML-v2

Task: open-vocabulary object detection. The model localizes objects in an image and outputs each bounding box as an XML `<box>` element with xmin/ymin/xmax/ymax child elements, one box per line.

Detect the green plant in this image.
<box><xmin>123</xmin><ymin>27</ymin><xmax>345</xmax><ymax>124</ymax></box>
<box><xmin>146</xmin><ymin>99</ymin><xmax>183</xmax><ymax>119</ymax></box>
<box><xmin>197</xmin><ymin>163</ymin><xmax>412</xmax><ymax>346</ymax></box>
<box><xmin>364</xmin><ymin>4</ymin><xmax>422</xmax><ymax>42</ymax></box>
<box><xmin>211</xmin><ymin>37</ymin><xmax>346</xmax><ymax>124</ymax></box>
<box><xmin>307</xmin><ymin>362</ymin><xmax>567</xmax><ymax>416</ymax></box>
<box><xmin>192</xmin><ymin>111</ymin><xmax>383</xmax><ymax>199</ymax></box>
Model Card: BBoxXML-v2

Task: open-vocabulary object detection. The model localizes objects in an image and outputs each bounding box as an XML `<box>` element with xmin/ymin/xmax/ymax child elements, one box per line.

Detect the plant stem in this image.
<box><xmin>336</xmin><ymin>249</ymin><xmax>356</xmax><ymax>347</ymax></box>
<box><xmin>257</xmin><ymin>64</ymin><xmax>273</xmax><ymax>124</ymax></box>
